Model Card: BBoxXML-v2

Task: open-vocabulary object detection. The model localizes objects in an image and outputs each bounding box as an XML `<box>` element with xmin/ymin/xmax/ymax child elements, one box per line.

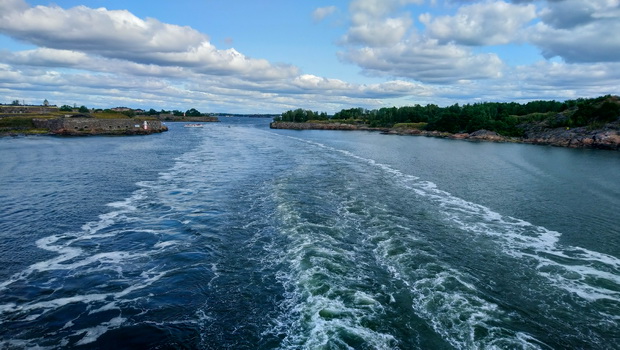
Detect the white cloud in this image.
<box><xmin>340</xmin><ymin>0</ymin><xmax>507</xmax><ymax>83</ymax></box>
<box><xmin>0</xmin><ymin>48</ymin><xmax>426</xmax><ymax>113</ymax></box>
<box><xmin>528</xmin><ymin>21</ymin><xmax>620</xmax><ymax>63</ymax></box>
<box><xmin>0</xmin><ymin>3</ymin><xmax>206</xmax><ymax>53</ymax></box>
<box><xmin>343</xmin><ymin>15</ymin><xmax>413</xmax><ymax>47</ymax></box>
<box><xmin>312</xmin><ymin>6</ymin><xmax>338</xmax><ymax>22</ymax></box>
<box><xmin>0</xmin><ymin>0</ymin><xmax>439</xmax><ymax>112</ymax></box>
<box><xmin>290</xmin><ymin>74</ymin><xmax>430</xmax><ymax>98</ymax></box>
<box><xmin>422</xmin><ymin>1</ymin><xmax>537</xmax><ymax>45</ymax></box>
<box><xmin>0</xmin><ymin>0</ymin><xmax>28</xmax><ymax>13</ymax></box>
<box><xmin>349</xmin><ymin>0</ymin><xmax>423</xmax><ymax>18</ymax></box>
<box><xmin>514</xmin><ymin>61</ymin><xmax>620</xmax><ymax>91</ymax></box>
<box><xmin>340</xmin><ymin>36</ymin><xmax>504</xmax><ymax>83</ymax></box>
<box><xmin>342</xmin><ymin>0</ymin><xmax>424</xmax><ymax>47</ymax></box>
<box><xmin>538</xmin><ymin>0</ymin><xmax>620</xmax><ymax>29</ymax></box>
<box><xmin>2</xmin><ymin>48</ymin><xmax>190</xmax><ymax>78</ymax></box>
<box><xmin>1</xmin><ymin>0</ymin><xmax>619</xmax><ymax>113</ymax></box>
<box><xmin>0</xmin><ymin>0</ymin><xmax>298</xmax><ymax>81</ymax></box>
<box><xmin>527</xmin><ymin>0</ymin><xmax>620</xmax><ymax>63</ymax></box>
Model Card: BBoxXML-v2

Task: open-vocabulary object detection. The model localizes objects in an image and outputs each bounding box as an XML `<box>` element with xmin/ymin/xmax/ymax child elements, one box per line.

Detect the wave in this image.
<box><xmin>0</xmin><ymin>140</ymin><xmax>219</xmax><ymax>348</ymax></box>
<box><xmin>273</xmin><ymin>133</ymin><xmax>620</xmax><ymax>348</ymax></box>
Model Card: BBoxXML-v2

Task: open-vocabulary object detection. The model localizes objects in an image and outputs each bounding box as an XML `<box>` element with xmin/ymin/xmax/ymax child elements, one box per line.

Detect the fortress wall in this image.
<box><xmin>0</xmin><ymin>106</ymin><xmax>58</xmax><ymax>114</ymax></box>
<box><xmin>33</xmin><ymin>118</ymin><xmax>167</xmax><ymax>134</ymax></box>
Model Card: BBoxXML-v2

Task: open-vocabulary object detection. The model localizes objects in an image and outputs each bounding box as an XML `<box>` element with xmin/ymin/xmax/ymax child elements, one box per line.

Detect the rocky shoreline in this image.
<box><xmin>30</xmin><ymin>118</ymin><xmax>169</xmax><ymax>136</ymax></box>
<box><xmin>270</xmin><ymin>122</ymin><xmax>620</xmax><ymax>150</ymax></box>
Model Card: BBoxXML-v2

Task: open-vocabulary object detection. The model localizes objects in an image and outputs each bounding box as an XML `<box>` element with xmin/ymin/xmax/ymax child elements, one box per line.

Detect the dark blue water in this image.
<box><xmin>1</xmin><ymin>119</ymin><xmax>619</xmax><ymax>349</ymax></box>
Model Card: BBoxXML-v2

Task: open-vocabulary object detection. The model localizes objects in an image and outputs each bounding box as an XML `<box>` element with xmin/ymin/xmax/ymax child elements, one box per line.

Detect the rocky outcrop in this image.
<box><xmin>521</xmin><ymin>123</ymin><xmax>620</xmax><ymax>150</ymax></box>
<box><xmin>270</xmin><ymin>121</ymin><xmax>620</xmax><ymax>150</ymax></box>
<box><xmin>270</xmin><ymin>122</ymin><xmax>374</xmax><ymax>131</ymax></box>
<box><xmin>468</xmin><ymin>130</ymin><xmax>506</xmax><ymax>142</ymax></box>
<box><xmin>33</xmin><ymin>118</ymin><xmax>168</xmax><ymax>135</ymax></box>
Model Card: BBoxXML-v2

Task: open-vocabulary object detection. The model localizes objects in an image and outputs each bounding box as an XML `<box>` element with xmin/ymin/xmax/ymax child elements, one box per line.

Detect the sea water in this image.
<box><xmin>1</xmin><ymin>118</ymin><xmax>619</xmax><ymax>349</ymax></box>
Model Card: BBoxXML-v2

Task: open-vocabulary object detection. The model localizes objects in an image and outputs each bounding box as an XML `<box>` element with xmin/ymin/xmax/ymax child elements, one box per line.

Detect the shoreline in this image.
<box><xmin>0</xmin><ymin>117</ymin><xmax>168</xmax><ymax>137</ymax></box>
<box><xmin>270</xmin><ymin>122</ymin><xmax>620</xmax><ymax>150</ymax></box>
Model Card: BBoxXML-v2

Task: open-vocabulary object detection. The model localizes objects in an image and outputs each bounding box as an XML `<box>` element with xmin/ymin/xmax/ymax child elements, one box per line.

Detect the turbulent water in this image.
<box><xmin>1</xmin><ymin>118</ymin><xmax>619</xmax><ymax>349</ymax></box>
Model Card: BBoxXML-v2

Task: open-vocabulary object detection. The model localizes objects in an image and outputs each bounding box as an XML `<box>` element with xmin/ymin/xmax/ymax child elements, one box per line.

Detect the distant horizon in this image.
<box><xmin>3</xmin><ymin>93</ymin><xmax>619</xmax><ymax>116</ymax></box>
<box><xmin>1</xmin><ymin>0</ymin><xmax>619</xmax><ymax>113</ymax></box>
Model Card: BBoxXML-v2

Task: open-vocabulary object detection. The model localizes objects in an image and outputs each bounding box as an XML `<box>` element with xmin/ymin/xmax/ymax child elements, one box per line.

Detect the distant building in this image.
<box><xmin>110</xmin><ymin>107</ymin><xmax>132</xmax><ymax>112</ymax></box>
<box><xmin>0</xmin><ymin>104</ymin><xmax>58</xmax><ymax>115</ymax></box>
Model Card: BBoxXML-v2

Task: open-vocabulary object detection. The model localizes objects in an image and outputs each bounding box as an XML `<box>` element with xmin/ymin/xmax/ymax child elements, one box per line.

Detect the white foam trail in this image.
<box><xmin>279</xmin><ymin>133</ymin><xmax>620</xmax><ymax>304</ymax></box>
<box><xmin>0</xmin><ymin>132</ymin><xmax>225</xmax><ymax>347</ymax></box>
<box><xmin>264</xmin><ymin>180</ymin><xmax>399</xmax><ymax>349</ymax></box>
<box><xmin>74</xmin><ymin>316</ymin><xmax>126</xmax><ymax>345</ymax></box>
<box><xmin>273</xmin><ymin>132</ymin><xmax>619</xmax><ymax>348</ymax></box>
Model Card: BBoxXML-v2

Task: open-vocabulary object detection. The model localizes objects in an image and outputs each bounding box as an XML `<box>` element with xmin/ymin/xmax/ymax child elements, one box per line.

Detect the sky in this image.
<box><xmin>0</xmin><ymin>0</ymin><xmax>619</xmax><ymax>114</ymax></box>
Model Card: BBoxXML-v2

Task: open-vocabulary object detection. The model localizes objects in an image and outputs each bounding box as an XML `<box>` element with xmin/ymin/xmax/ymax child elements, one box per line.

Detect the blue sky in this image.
<box><xmin>1</xmin><ymin>0</ymin><xmax>619</xmax><ymax>113</ymax></box>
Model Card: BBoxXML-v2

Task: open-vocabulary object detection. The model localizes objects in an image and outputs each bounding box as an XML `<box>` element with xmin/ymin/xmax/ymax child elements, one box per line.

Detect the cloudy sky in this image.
<box><xmin>0</xmin><ymin>0</ymin><xmax>619</xmax><ymax>113</ymax></box>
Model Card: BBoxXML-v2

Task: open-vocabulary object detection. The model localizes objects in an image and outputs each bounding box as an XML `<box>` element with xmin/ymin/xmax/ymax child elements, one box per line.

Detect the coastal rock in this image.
<box><xmin>270</xmin><ymin>121</ymin><xmax>620</xmax><ymax>150</ymax></box>
<box><xmin>270</xmin><ymin>122</ymin><xmax>382</xmax><ymax>131</ymax></box>
<box><xmin>521</xmin><ymin>122</ymin><xmax>620</xmax><ymax>150</ymax></box>
<box><xmin>469</xmin><ymin>130</ymin><xmax>504</xmax><ymax>141</ymax></box>
<box><xmin>450</xmin><ymin>133</ymin><xmax>469</xmax><ymax>139</ymax></box>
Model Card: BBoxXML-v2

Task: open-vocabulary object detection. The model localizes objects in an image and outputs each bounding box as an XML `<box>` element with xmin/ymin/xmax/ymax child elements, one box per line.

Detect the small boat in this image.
<box><xmin>184</xmin><ymin>123</ymin><xmax>204</xmax><ymax>128</ymax></box>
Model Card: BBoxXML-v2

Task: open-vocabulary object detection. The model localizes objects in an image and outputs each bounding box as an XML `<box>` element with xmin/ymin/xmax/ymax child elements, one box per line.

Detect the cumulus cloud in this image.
<box><xmin>538</xmin><ymin>0</ymin><xmax>620</xmax><ymax>29</ymax></box>
<box><xmin>340</xmin><ymin>0</ymin><xmax>505</xmax><ymax>83</ymax></box>
<box><xmin>312</xmin><ymin>6</ymin><xmax>337</xmax><ymax>22</ymax></box>
<box><xmin>0</xmin><ymin>0</ymin><xmax>298</xmax><ymax>81</ymax></box>
<box><xmin>421</xmin><ymin>1</ymin><xmax>536</xmax><ymax>45</ymax></box>
<box><xmin>2</xmin><ymin>0</ymin><xmax>618</xmax><ymax>112</ymax></box>
<box><xmin>349</xmin><ymin>0</ymin><xmax>423</xmax><ymax>18</ymax></box>
<box><xmin>0</xmin><ymin>3</ymin><xmax>206</xmax><ymax>53</ymax></box>
<box><xmin>528</xmin><ymin>21</ymin><xmax>620</xmax><ymax>63</ymax></box>
<box><xmin>526</xmin><ymin>0</ymin><xmax>620</xmax><ymax>63</ymax></box>
<box><xmin>342</xmin><ymin>0</ymin><xmax>424</xmax><ymax>47</ymax></box>
<box><xmin>340</xmin><ymin>37</ymin><xmax>504</xmax><ymax>83</ymax></box>
<box><xmin>514</xmin><ymin>61</ymin><xmax>620</xmax><ymax>90</ymax></box>
<box><xmin>344</xmin><ymin>15</ymin><xmax>413</xmax><ymax>47</ymax></box>
<box><xmin>290</xmin><ymin>74</ymin><xmax>430</xmax><ymax>98</ymax></box>
<box><xmin>2</xmin><ymin>48</ymin><xmax>190</xmax><ymax>78</ymax></box>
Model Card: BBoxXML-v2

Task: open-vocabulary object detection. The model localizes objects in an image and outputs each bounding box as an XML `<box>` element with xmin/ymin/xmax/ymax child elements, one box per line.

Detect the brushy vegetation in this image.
<box><xmin>0</xmin><ymin>116</ymin><xmax>36</xmax><ymax>129</ymax></box>
<box><xmin>0</xmin><ymin>116</ymin><xmax>51</xmax><ymax>134</ymax></box>
<box><xmin>275</xmin><ymin>95</ymin><xmax>620</xmax><ymax>136</ymax></box>
<box><xmin>393</xmin><ymin>122</ymin><xmax>428</xmax><ymax>130</ymax></box>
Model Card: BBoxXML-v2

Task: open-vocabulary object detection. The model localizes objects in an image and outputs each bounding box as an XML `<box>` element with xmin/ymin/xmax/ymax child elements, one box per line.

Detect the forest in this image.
<box><xmin>274</xmin><ymin>95</ymin><xmax>620</xmax><ymax>136</ymax></box>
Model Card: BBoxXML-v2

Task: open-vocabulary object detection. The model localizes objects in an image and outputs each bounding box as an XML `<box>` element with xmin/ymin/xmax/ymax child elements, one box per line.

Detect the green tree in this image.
<box><xmin>121</xmin><ymin>110</ymin><xmax>135</xmax><ymax>118</ymax></box>
<box><xmin>596</xmin><ymin>101</ymin><xmax>620</xmax><ymax>123</ymax></box>
<box><xmin>186</xmin><ymin>108</ymin><xmax>202</xmax><ymax>117</ymax></box>
<box><xmin>59</xmin><ymin>105</ymin><xmax>73</xmax><ymax>112</ymax></box>
<box><xmin>78</xmin><ymin>105</ymin><xmax>89</xmax><ymax>113</ymax></box>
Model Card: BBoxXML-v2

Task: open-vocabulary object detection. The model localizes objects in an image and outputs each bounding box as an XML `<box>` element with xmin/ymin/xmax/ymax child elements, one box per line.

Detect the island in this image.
<box><xmin>270</xmin><ymin>95</ymin><xmax>620</xmax><ymax>150</ymax></box>
<box><xmin>0</xmin><ymin>103</ymin><xmax>219</xmax><ymax>136</ymax></box>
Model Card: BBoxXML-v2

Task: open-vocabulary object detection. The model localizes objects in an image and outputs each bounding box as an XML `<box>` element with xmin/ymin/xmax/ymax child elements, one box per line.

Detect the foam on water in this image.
<box><xmin>2</xmin><ymin>123</ymin><xmax>618</xmax><ymax>348</ymax></box>
<box><xmin>0</xmin><ymin>136</ymin><xmax>226</xmax><ymax>348</ymax></box>
<box><xmin>285</xmin><ymin>134</ymin><xmax>620</xmax><ymax>303</ymax></box>
<box><xmin>276</xmin><ymin>133</ymin><xmax>620</xmax><ymax>348</ymax></box>
<box><xmin>260</xmin><ymin>172</ymin><xmax>400</xmax><ymax>349</ymax></box>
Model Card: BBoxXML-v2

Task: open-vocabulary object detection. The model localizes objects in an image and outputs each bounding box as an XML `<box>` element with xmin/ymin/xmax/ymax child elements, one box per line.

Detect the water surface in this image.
<box><xmin>1</xmin><ymin>118</ymin><xmax>618</xmax><ymax>349</ymax></box>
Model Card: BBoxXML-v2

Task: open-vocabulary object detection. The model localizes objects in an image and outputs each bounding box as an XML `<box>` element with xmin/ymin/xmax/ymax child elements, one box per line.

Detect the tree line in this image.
<box><xmin>275</xmin><ymin>95</ymin><xmax>620</xmax><ymax>136</ymax></box>
<box><xmin>58</xmin><ymin>106</ymin><xmax>207</xmax><ymax>118</ymax></box>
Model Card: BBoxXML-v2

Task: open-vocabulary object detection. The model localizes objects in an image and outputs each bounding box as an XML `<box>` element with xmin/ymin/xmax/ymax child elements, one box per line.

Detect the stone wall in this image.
<box><xmin>33</xmin><ymin>118</ymin><xmax>168</xmax><ymax>135</ymax></box>
<box><xmin>0</xmin><ymin>106</ymin><xmax>58</xmax><ymax>116</ymax></box>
